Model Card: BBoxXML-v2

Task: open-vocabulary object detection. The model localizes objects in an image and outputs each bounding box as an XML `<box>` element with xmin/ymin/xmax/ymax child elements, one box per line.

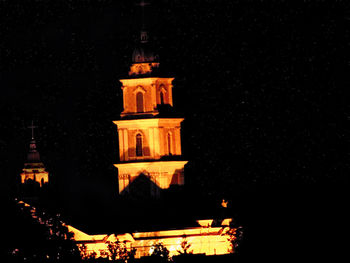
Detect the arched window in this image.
<box><xmin>167</xmin><ymin>132</ymin><xmax>172</xmax><ymax>155</ymax></box>
<box><xmin>160</xmin><ymin>91</ymin><xmax>165</xmax><ymax>105</ymax></box>
<box><xmin>136</xmin><ymin>92</ymin><xmax>144</xmax><ymax>113</ymax></box>
<box><xmin>136</xmin><ymin>133</ymin><xmax>143</xmax><ymax>157</ymax></box>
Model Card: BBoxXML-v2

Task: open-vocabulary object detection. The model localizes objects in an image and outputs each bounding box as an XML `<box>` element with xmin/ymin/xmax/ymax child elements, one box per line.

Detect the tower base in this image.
<box><xmin>114</xmin><ymin>160</ymin><xmax>187</xmax><ymax>197</ymax></box>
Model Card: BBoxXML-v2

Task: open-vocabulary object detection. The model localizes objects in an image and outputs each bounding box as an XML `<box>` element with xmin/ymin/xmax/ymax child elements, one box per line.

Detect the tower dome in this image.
<box><xmin>129</xmin><ymin>30</ymin><xmax>160</xmax><ymax>76</ymax></box>
<box><xmin>26</xmin><ymin>139</ymin><xmax>41</xmax><ymax>163</ymax></box>
<box><xmin>132</xmin><ymin>47</ymin><xmax>158</xmax><ymax>63</ymax></box>
<box><xmin>131</xmin><ymin>30</ymin><xmax>159</xmax><ymax>63</ymax></box>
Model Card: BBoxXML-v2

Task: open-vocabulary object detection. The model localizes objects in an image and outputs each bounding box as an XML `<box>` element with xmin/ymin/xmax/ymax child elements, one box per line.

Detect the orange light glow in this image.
<box><xmin>197</xmin><ymin>219</ymin><xmax>214</xmax><ymax>227</ymax></box>
<box><xmin>128</xmin><ymin>62</ymin><xmax>159</xmax><ymax>76</ymax></box>
<box><xmin>68</xmin><ymin>219</ymin><xmax>233</xmax><ymax>259</ymax></box>
<box><xmin>113</xmin><ymin>116</ymin><xmax>187</xmax><ymax>196</ymax></box>
<box><xmin>20</xmin><ymin>164</ymin><xmax>49</xmax><ymax>187</ymax></box>
<box><xmin>119</xmin><ymin>77</ymin><xmax>174</xmax><ymax>118</ymax></box>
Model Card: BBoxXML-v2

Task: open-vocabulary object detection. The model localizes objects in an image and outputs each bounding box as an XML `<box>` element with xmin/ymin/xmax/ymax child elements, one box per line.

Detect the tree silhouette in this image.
<box><xmin>150</xmin><ymin>242</ymin><xmax>170</xmax><ymax>262</ymax></box>
<box><xmin>5</xmin><ymin>199</ymin><xmax>81</xmax><ymax>262</ymax></box>
<box><xmin>176</xmin><ymin>236</ymin><xmax>193</xmax><ymax>255</ymax></box>
<box><xmin>226</xmin><ymin>224</ymin><xmax>244</xmax><ymax>253</ymax></box>
<box><xmin>100</xmin><ymin>239</ymin><xmax>136</xmax><ymax>262</ymax></box>
<box><xmin>78</xmin><ymin>244</ymin><xmax>97</xmax><ymax>261</ymax></box>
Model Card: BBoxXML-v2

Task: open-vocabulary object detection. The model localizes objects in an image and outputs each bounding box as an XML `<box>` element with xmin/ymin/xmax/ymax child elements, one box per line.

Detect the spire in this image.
<box><xmin>136</xmin><ymin>1</ymin><xmax>150</xmax><ymax>43</ymax></box>
<box><xmin>28</xmin><ymin>120</ymin><xmax>37</xmax><ymax>140</ymax></box>
<box><xmin>130</xmin><ymin>1</ymin><xmax>159</xmax><ymax>73</ymax></box>
<box><xmin>137</xmin><ymin>1</ymin><xmax>150</xmax><ymax>30</ymax></box>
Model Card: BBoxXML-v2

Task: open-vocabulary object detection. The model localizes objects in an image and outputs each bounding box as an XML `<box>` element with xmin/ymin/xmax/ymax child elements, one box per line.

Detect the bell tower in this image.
<box><xmin>113</xmin><ymin>29</ymin><xmax>187</xmax><ymax>197</ymax></box>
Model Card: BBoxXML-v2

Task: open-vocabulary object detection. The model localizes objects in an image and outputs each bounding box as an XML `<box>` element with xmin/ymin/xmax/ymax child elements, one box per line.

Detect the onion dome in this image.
<box><xmin>131</xmin><ymin>30</ymin><xmax>159</xmax><ymax>63</ymax></box>
<box><xmin>27</xmin><ymin>139</ymin><xmax>41</xmax><ymax>163</ymax></box>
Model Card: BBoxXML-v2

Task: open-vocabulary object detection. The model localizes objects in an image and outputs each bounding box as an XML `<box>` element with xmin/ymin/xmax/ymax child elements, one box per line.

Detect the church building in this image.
<box><xmin>20</xmin><ymin>122</ymin><xmax>49</xmax><ymax>188</ymax></box>
<box><xmin>66</xmin><ymin>28</ymin><xmax>233</xmax><ymax>259</ymax></box>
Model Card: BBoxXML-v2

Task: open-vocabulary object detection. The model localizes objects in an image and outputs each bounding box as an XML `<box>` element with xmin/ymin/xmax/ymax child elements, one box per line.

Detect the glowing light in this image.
<box><xmin>119</xmin><ymin>77</ymin><xmax>174</xmax><ymax>118</ymax></box>
<box><xmin>149</xmin><ymin>247</ymin><xmax>154</xmax><ymax>254</ymax></box>
<box><xmin>68</xmin><ymin>221</ymin><xmax>233</xmax><ymax>259</ymax></box>
<box><xmin>113</xmin><ymin>117</ymin><xmax>187</xmax><ymax>195</ymax></box>
<box><xmin>197</xmin><ymin>219</ymin><xmax>214</xmax><ymax>227</ymax></box>
<box><xmin>221</xmin><ymin>218</ymin><xmax>232</xmax><ymax>226</ymax></box>
<box><xmin>129</xmin><ymin>63</ymin><xmax>159</xmax><ymax>76</ymax></box>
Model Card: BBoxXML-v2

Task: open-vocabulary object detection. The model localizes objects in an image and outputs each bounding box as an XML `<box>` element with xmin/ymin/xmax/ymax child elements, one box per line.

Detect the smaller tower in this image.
<box><xmin>20</xmin><ymin>121</ymin><xmax>49</xmax><ymax>187</ymax></box>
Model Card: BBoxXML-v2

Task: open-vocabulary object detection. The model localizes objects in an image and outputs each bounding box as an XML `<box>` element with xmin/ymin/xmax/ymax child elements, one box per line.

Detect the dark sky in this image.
<box><xmin>1</xmin><ymin>1</ymin><xmax>349</xmax><ymax>258</ymax></box>
<box><xmin>0</xmin><ymin>0</ymin><xmax>348</xmax><ymax>211</ymax></box>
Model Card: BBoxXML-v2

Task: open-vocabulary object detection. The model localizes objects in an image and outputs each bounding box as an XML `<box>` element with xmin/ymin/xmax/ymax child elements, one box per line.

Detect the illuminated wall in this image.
<box><xmin>115</xmin><ymin>161</ymin><xmax>187</xmax><ymax>194</ymax></box>
<box><xmin>129</xmin><ymin>62</ymin><xmax>160</xmax><ymax>76</ymax></box>
<box><xmin>119</xmin><ymin>78</ymin><xmax>174</xmax><ymax>118</ymax></box>
<box><xmin>114</xmin><ymin>118</ymin><xmax>187</xmax><ymax>195</ymax></box>
<box><xmin>114</xmin><ymin>118</ymin><xmax>184</xmax><ymax>161</ymax></box>
<box><xmin>20</xmin><ymin>167</ymin><xmax>49</xmax><ymax>187</ymax></box>
<box><xmin>68</xmin><ymin>219</ymin><xmax>233</xmax><ymax>259</ymax></box>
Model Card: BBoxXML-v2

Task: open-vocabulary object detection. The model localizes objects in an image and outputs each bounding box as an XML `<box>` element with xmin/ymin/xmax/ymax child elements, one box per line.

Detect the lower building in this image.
<box><xmin>67</xmin><ymin>218</ymin><xmax>233</xmax><ymax>259</ymax></box>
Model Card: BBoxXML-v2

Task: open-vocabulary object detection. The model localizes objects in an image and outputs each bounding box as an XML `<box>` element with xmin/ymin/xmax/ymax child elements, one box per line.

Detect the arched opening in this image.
<box><xmin>160</xmin><ymin>91</ymin><xmax>165</xmax><ymax>105</ymax></box>
<box><xmin>136</xmin><ymin>92</ymin><xmax>144</xmax><ymax>113</ymax></box>
<box><xmin>136</xmin><ymin>133</ymin><xmax>143</xmax><ymax>157</ymax></box>
<box><xmin>167</xmin><ymin>132</ymin><xmax>172</xmax><ymax>155</ymax></box>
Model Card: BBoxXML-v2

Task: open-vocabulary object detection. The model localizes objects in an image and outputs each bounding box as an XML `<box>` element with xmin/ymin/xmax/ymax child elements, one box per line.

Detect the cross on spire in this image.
<box><xmin>28</xmin><ymin>120</ymin><xmax>38</xmax><ymax>140</ymax></box>
<box><xmin>137</xmin><ymin>0</ymin><xmax>150</xmax><ymax>7</ymax></box>
<box><xmin>136</xmin><ymin>0</ymin><xmax>150</xmax><ymax>29</ymax></box>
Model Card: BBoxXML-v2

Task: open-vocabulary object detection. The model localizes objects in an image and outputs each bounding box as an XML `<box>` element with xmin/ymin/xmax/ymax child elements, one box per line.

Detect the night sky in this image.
<box><xmin>1</xmin><ymin>0</ymin><xmax>348</xmax><ymax>257</ymax></box>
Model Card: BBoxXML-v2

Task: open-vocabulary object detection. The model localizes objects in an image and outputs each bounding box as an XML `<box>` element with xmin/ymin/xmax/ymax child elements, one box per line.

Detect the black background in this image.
<box><xmin>1</xmin><ymin>0</ymin><xmax>348</xmax><ymax>259</ymax></box>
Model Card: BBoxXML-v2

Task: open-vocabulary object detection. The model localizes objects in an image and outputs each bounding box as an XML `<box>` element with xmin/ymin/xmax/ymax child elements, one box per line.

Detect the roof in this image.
<box><xmin>63</xmin><ymin>192</ymin><xmax>234</xmax><ymax>236</ymax></box>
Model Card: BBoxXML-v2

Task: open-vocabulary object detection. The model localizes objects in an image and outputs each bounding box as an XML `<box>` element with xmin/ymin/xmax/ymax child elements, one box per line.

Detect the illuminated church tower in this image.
<box><xmin>113</xmin><ymin>30</ymin><xmax>187</xmax><ymax>197</ymax></box>
<box><xmin>20</xmin><ymin>122</ymin><xmax>49</xmax><ymax>187</ymax></box>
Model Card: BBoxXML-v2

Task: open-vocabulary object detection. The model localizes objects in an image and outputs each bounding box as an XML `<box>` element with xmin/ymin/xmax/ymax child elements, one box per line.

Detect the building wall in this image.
<box><xmin>115</xmin><ymin>161</ymin><xmax>187</xmax><ymax>194</ymax></box>
<box><xmin>120</xmin><ymin>78</ymin><xmax>174</xmax><ymax>117</ymax></box>
<box><xmin>68</xmin><ymin>224</ymin><xmax>232</xmax><ymax>259</ymax></box>
<box><xmin>20</xmin><ymin>165</ymin><xmax>49</xmax><ymax>187</ymax></box>
<box><xmin>115</xmin><ymin>119</ymin><xmax>183</xmax><ymax>162</ymax></box>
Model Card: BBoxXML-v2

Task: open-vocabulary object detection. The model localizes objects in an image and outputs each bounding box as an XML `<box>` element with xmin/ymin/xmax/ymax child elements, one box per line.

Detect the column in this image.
<box><xmin>118</xmin><ymin>129</ymin><xmax>124</xmax><ymax>161</ymax></box>
<box><xmin>123</xmin><ymin>129</ymin><xmax>129</xmax><ymax>160</ymax></box>
<box><xmin>154</xmin><ymin>127</ymin><xmax>160</xmax><ymax>158</ymax></box>
<box><xmin>168</xmin><ymin>84</ymin><xmax>173</xmax><ymax>106</ymax></box>
<box><xmin>151</xmin><ymin>83</ymin><xmax>157</xmax><ymax>110</ymax></box>
<box><xmin>175</xmin><ymin>127</ymin><xmax>181</xmax><ymax>155</ymax></box>
<box><xmin>149</xmin><ymin>127</ymin><xmax>155</xmax><ymax>158</ymax></box>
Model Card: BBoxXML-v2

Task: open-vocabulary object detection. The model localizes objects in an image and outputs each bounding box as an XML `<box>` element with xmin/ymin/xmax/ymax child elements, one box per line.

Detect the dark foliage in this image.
<box><xmin>150</xmin><ymin>242</ymin><xmax>170</xmax><ymax>263</ymax></box>
<box><xmin>1</xmin><ymin>197</ymin><xmax>80</xmax><ymax>262</ymax></box>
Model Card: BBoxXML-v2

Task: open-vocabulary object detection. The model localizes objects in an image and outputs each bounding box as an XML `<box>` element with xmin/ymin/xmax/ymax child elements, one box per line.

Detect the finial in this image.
<box><xmin>28</xmin><ymin>120</ymin><xmax>38</xmax><ymax>140</ymax></box>
<box><xmin>136</xmin><ymin>1</ymin><xmax>150</xmax><ymax>30</ymax></box>
<box><xmin>221</xmin><ymin>199</ymin><xmax>228</xmax><ymax>208</ymax></box>
<box><xmin>140</xmin><ymin>30</ymin><xmax>149</xmax><ymax>43</ymax></box>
